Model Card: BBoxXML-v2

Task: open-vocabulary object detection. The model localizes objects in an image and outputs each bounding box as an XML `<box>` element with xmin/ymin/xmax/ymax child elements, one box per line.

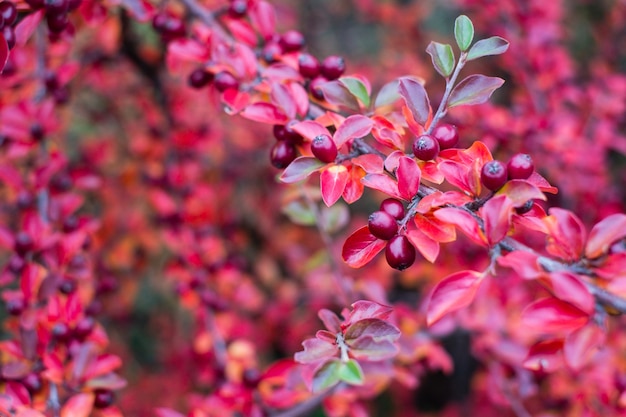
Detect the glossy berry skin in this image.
<box><xmin>385</xmin><ymin>235</ymin><xmax>416</xmax><ymax>271</ymax></box>
<box><xmin>368</xmin><ymin>211</ymin><xmax>398</xmax><ymax>240</ymax></box>
<box><xmin>432</xmin><ymin>124</ymin><xmax>459</xmax><ymax>150</ymax></box>
<box><xmin>279</xmin><ymin>30</ymin><xmax>305</xmax><ymax>52</ymax></box>
<box><xmin>274</xmin><ymin>121</ymin><xmax>302</xmax><ymax>144</ymax></box>
<box><xmin>507</xmin><ymin>153</ymin><xmax>534</xmax><ymax>180</ymax></box>
<box><xmin>214</xmin><ymin>71</ymin><xmax>239</xmax><ymax>92</ymax></box>
<box><xmin>309</xmin><ymin>76</ymin><xmax>327</xmax><ymax>100</ymax></box>
<box><xmin>270</xmin><ymin>141</ymin><xmax>297</xmax><ymax>169</ymax></box>
<box><xmin>228</xmin><ymin>0</ymin><xmax>247</xmax><ymax>18</ymax></box>
<box><xmin>298</xmin><ymin>53</ymin><xmax>320</xmax><ymax>79</ymax></box>
<box><xmin>0</xmin><ymin>2</ymin><xmax>17</xmax><ymax>27</ymax></box>
<box><xmin>412</xmin><ymin>134</ymin><xmax>440</xmax><ymax>161</ymax></box>
<box><xmin>51</xmin><ymin>322</ymin><xmax>71</xmax><ymax>342</ymax></box>
<box><xmin>22</xmin><ymin>373</ymin><xmax>43</xmax><ymax>394</ymax></box>
<box><xmin>6</xmin><ymin>298</ymin><xmax>25</xmax><ymax>316</ymax></box>
<box><xmin>2</xmin><ymin>26</ymin><xmax>15</xmax><ymax>49</ymax></box>
<box><xmin>94</xmin><ymin>389</ymin><xmax>115</xmax><ymax>409</ymax></box>
<box><xmin>45</xmin><ymin>0</ymin><xmax>68</xmax><ymax>14</ymax></box>
<box><xmin>46</xmin><ymin>12</ymin><xmax>68</xmax><ymax>33</ymax></box>
<box><xmin>188</xmin><ymin>68</ymin><xmax>213</xmax><ymax>89</ymax></box>
<box><xmin>74</xmin><ymin>316</ymin><xmax>95</xmax><ymax>340</ymax></box>
<box><xmin>320</xmin><ymin>56</ymin><xmax>346</xmax><ymax>80</ymax></box>
<box><xmin>481</xmin><ymin>160</ymin><xmax>508</xmax><ymax>191</ymax></box>
<box><xmin>380</xmin><ymin>198</ymin><xmax>404</xmax><ymax>220</ymax></box>
<box><xmin>310</xmin><ymin>134</ymin><xmax>337</xmax><ymax>163</ymax></box>
<box><xmin>262</xmin><ymin>42</ymin><xmax>282</xmax><ymax>63</ymax></box>
<box><xmin>14</xmin><ymin>232</ymin><xmax>34</xmax><ymax>257</ymax></box>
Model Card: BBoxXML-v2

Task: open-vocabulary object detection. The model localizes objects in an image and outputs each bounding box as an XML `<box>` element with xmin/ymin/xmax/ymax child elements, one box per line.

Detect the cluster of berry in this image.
<box><xmin>0</xmin><ymin>1</ymin><xmax>17</xmax><ymax>49</ymax></box>
<box><xmin>25</xmin><ymin>0</ymin><xmax>82</xmax><ymax>33</ymax></box>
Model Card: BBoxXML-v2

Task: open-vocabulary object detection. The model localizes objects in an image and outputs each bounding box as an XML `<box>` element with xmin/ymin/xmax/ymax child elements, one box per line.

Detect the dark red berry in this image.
<box><xmin>163</xmin><ymin>16</ymin><xmax>185</xmax><ymax>38</ymax></box>
<box><xmin>261</xmin><ymin>42</ymin><xmax>282</xmax><ymax>63</ymax></box>
<box><xmin>30</xmin><ymin>123</ymin><xmax>45</xmax><ymax>141</ymax></box>
<box><xmin>152</xmin><ymin>13</ymin><xmax>168</xmax><ymax>32</ymax></box>
<box><xmin>45</xmin><ymin>0</ymin><xmax>68</xmax><ymax>14</ymax></box>
<box><xmin>515</xmin><ymin>200</ymin><xmax>533</xmax><ymax>215</ymax></box>
<box><xmin>242</xmin><ymin>369</ymin><xmax>261</xmax><ymax>388</ymax></box>
<box><xmin>46</xmin><ymin>12</ymin><xmax>68</xmax><ymax>33</ymax></box>
<box><xmin>309</xmin><ymin>76</ymin><xmax>327</xmax><ymax>100</ymax></box>
<box><xmin>298</xmin><ymin>53</ymin><xmax>320</xmax><ymax>79</ymax></box>
<box><xmin>412</xmin><ymin>134</ymin><xmax>440</xmax><ymax>161</ymax></box>
<box><xmin>507</xmin><ymin>153</ymin><xmax>534</xmax><ymax>180</ymax></box>
<box><xmin>6</xmin><ymin>298</ymin><xmax>25</xmax><ymax>316</ymax></box>
<box><xmin>51</xmin><ymin>322</ymin><xmax>71</xmax><ymax>341</ymax></box>
<box><xmin>273</xmin><ymin>124</ymin><xmax>288</xmax><ymax>141</ymax></box>
<box><xmin>52</xmin><ymin>86</ymin><xmax>70</xmax><ymax>104</ymax></box>
<box><xmin>320</xmin><ymin>55</ymin><xmax>346</xmax><ymax>80</ymax></box>
<box><xmin>279</xmin><ymin>30</ymin><xmax>305</xmax><ymax>53</ymax></box>
<box><xmin>67</xmin><ymin>0</ymin><xmax>81</xmax><ymax>10</ymax></box>
<box><xmin>385</xmin><ymin>235</ymin><xmax>416</xmax><ymax>271</ymax></box>
<box><xmin>0</xmin><ymin>2</ymin><xmax>18</xmax><ymax>27</ymax></box>
<box><xmin>188</xmin><ymin>68</ymin><xmax>213</xmax><ymax>89</ymax></box>
<box><xmin>22</xmin><ymin>373</ymin><xmax>43</xmax><ymax>394</ymax></box>
<box><xmin>228</xmin><ymin>0</ymin><xmax>247</xmax><ymax>18</ymax></box>
<box><xmin>214</xmin><ymin>71</ymin><xmax>239</xmax><ymax>92</ymax></box>
<box><xmin>380</xmin><ymin>198</ymin><xmax>404</xmax><ymax>220</ymax></box>
<box><xmin>94</xmin><ymin>389</ymin><xmax>115</xmax><ymax>409</ymax></box>
<box><xmin>44</xmin><ymin>71</ymin><xmax>59</xmax><ymax>90</ymax></box>
<box><xmin>2</xmin><ymin>26</ymin><xmax>15</xmax><ymax>49</ymax></box>
<box><xmin>368</xmin><ymin>211</ymin><xmax>398</xmax><ymax>240</ymax></box>
<box><xmin>283</xmin><ymin>120</ymin><xmax>303</xmax><ymax>144</ymax></box>
<box><xmin>74</xmin><ymin>316</ymin><xmax>95</xmax><ymax>340</ymax></box>
<box><xmin>310</xmin><ymin>134</ymin><xmax>337</xmax><ymax>163</ymax></box>
<box><xmin>58</xmin><ymin>279</ymin><xmax>76</xmax><ymax>295</ymax></box>
<box><xmin>16</xmin><ymin>191</ymin><xmax>35</xmax><ymax>211</ymax></box>
<box><xmin>432</xmin><ymin>124</ymin><xmax>458</xmax><ymax>150</ymax></box>
<box><xmin>25</xmin><ymin>0</ymin><xmax>44</xmax><ymax>9</ymax></box>
<box><xmin>14</xmin><ymin>232</ymin><xmax>34</xmax><ymax>256</ymax></box>
<box><xmin>481</xmin><ymin>160</ymin><xmax>508</xmax><ymax>191</ymax></box>
<box><xmin>270</xmin><ymin>141</ymin><xmax>296</xmax><ymax>169</ymax></box>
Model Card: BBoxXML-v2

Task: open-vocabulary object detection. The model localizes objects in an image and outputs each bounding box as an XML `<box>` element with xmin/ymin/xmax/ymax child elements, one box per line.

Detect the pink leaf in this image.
<box><xmin>433</xmin><ymin>208</ymin><xmax>485</xmax><ymax>246</ymax></box>
<box><xmin>292</xmin><ymin>120</ymin><xmax>332</xmax><ymax>142</ymax></box>
<box><xmin>333</xmin><ymin>115</ymin><xmax>374</xmax><ymax>148</ymax></box>
<box><xmin>413</xmin><ymin>215</ymin><xmax>456</xmax><ymax>243</ymax></box>
<box><xmin>15</xmin><ymin>10</ymin><xmax>43</xmax><ymax>47</ymax></box>
<box><xmin>319</xmin><ymin>81</ymin><xmax>360</xmax><ymax>110</ymax></box>
<box><xmin>248</xmin><ymin>0</ymin><xmax>276</xmax><ymax>39</ymax></box>
<box><xmin>348</xmin><ymin>336</ymin><xmax>399</xmax><ymax>361</ymax></box>
<box><xmin>482</xmin><ymin>194</ymin><xmax>514</xmax><ymax>245</ymax></box>
<box><xmin>341</xmin><ymin>226</ymin><xmax>386</xmax><ymax>268</ymax></box>
<box><xmin>396</xmin><ymin>157</ymin><xmax>421</xmax><ymax>201</ymax></box>
<box><xmin>497</xmin><ymin>180</ymin><xmax>546</xmax><ymax>207</ymax></box>
<box><xmin>320</xmin><ymin>165</ymin><xmax>349</xmax><ymax>206</ymax></box>
<box><xmin>521</xmin><ymin>298</ymin><xmax>589</xmax><ymax>333</ymax></box>
<box><xmin>344</xmin><ymin>318</ymin><xmax>400</xmax><ymax>343</ymax></box>
<box><xmin>527</xmin><ymin>171</ymin><xmax>558</xmax><ymax>194</ymax></box>
<box><xmin>405</xmin><ymin>226</ymin><xmax>440</xmax><ymax>263</ymax></box>
<box><xmin>271</xmin><ymin>83</ymin><xmax>297</xmax><ymax>119</ymax></box>
<box><xmin>427</xmin><ymin>270</ymin><xmax>483</xmax><ymax>326</ymax></box>
<box><xmin>347</xmin><ymin>300</ymin><xmax>394</xmax><ymax>322</ymax></box>
<box><xmin>294</xmin><ymin>338</ymin><xmax>337</xmax><ymax>364</ymax></box>
<box><xmin>61</xmin><ymin>393</ymin><xmax>94</xmax><ymax>417</ymax></box>
<box><xmin>523</xmin><ymin>339</ymin><xmax>564</xmax><ymax>372</ymax></box>
<box><xmin>545</xmin><ymin>208</ymin><xmax>586</xmax><ymax>262</ymax></box>
<box><xmin>398</xmin><ymin>77</ymin><xmax>431</xmax><ymax>125</ymax></box>
<box><xmin>497</xmin><ymin>251</ymin><xmax>542</xmax><ymax>279</ymax></box>
<box><xmin>240</xmin><ymin>103</ymin><xmax>288</xmax><ymax>124</ymax></box>
<box><xmin>318</xmin><ymin>309</ymin><xmax>341</xmax><ymax>333</ymax></box>
<box><xmin>545</xmin><ymin>271</ymin><xmax>594</xmax><ymax>315</ymax></box>
<box><xmin>438</xmin><ymin>160</ymin><xmax>473</xmax><ymax>195</ymax></box>
<box><xmin>279</xmin><ymin>157</ymin><xmax>325</xmax><ymax>183</ymax></box>
<box><xmin>564</xmin><ymin>325</ymin><xmax>604</xmax><ymax>371</ymax></box>
<box><xmin>585</xmin><ymin>214</ymin><xmax>626</xmax><ymax>259</ymax></box>
<box><xmin>342</xmin><ymin>165</ymin><xmax>365</xmax><ymax>204</ymax></box>
<box><xmin>361</xmin><ymin>173</ymin><xmax>402</xmax><ymax>200</ymax></box>
<box><xmin>351</xmin><ymin>154</ymin><xmax>384</xmax><ymax>174</ymax></box>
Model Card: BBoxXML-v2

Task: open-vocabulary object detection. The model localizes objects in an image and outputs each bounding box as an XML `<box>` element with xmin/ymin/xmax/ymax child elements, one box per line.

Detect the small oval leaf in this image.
<box><xmin>342</xmin><ymin>226</ymin><xmax>386</xmax><ymax>268</ymax></box>
<box><xmin>426</xmin><ymin>42</ymin><xmax>455</xmax><ymax>78</ymax></box>
<box><xmin>280</xmin><ymin>157</ymin><xmax>325</xmax><ymax>183</ymax></box>
<box><xmin>448</xmin><ymin>75</ymin><xmax>504</xmax><ymax>108</ymax></box>
<box><xmin>467</xmin><ymin>36</ymin><xmax>509</xmax><ymax>61</ymax></box>
<box><xmin>454</xmin><ymin>15</ymin><xmax>474</xmax><ymax>51</ymax></box>
<box><xmin>398</xmin><ymin>77</ymin><xmax>431</xmax><ymax>126</ymax></box>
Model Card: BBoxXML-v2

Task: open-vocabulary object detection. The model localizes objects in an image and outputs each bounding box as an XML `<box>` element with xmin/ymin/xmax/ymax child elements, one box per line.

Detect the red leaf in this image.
<box><xmin>342</xmin><ymin>165</ymin><xmax>365</xmax><ymax>204</ymax></box>
<box><xmin>497</xmin><ymin>180</ymin><xmax>546</xmax><ymax>207</ymax></box>
<box><xmin>427</xmin><ymin>270</ymin><xmax>483</xmax><ymax>326</ymax></box>
<box><xmin>438</xmin><ymin>160</ymin><xmax>473</xmax><ymax>195</ymax></box>
<box><xmin>413</xmin><ymin>215</ymin><xmax>456</xmax><ymax>243</ymax></box>
<box><xmin>497</xmin><ymin>251</ymin><xmax>542</xmax><ymax>279</ymax></box>
<box><xmin>361</xmin><ymin>173</ymin><xmax>403</xmax><ymax>200</ymax></box>
<box><xmin>342</xmin><ymin>226</ymin><xmax>386</xmax><ymax>268</ymax></box>
<box><xmin>527</xmin><ymin>171</ymin><xmax>558</xmax><ymax>194</ymax></box>
<box><xmin>225</xmin><ymin>18</ymin><xmax>258</xmax><ymax>46</ymax></box>
<box><xmin>333</xmin><ymin>115</ymin><xmax>374</xmax><ymax>148</ymax></box>
<box><xmin>294</xmin><ymin>338</ymin><xmax>337</xmax><ymax>364</ymax></box>
<box><xmin>240</xmin><ymin>103</ymin><xmax>288</xmax><ymax>124</ymax></box>
<box><xmin>279</xmin><ymin>157</ymin><xmax>325</xmax><ymax>183</ymax></box>
<box><xmin>344</xmin><ymin>318</ymin><xmax>400</xmax><ymax>343</ymax></box>
<box><xmin>248</xmin><ymin>0</ymin><xmax>276</xmax><ymax>39</ymax></box>
<box><xmin>292</xmin><ymin>120</ymin><xmax>332</xmax><ymax>142</ymax></box>
<box><xmin>398</xmin><ymin>77</ymin><xmax>431</xmax><ymax>125</ymax></box>
<box><xmin>433</xmin><ymin>207</ymin><xmax>486</xmax><ymax>245</ymax></box>
<box><xmin>288</xmin><ymin>82</ymin><xmax>310</xmax><ymax>117</ymax></box>
<box><xmin>521</xmin><ymin>298</ymin><xmax>589</xmax><ymax>333</ymax></box>
<box><xmin>405</xmin><ymin>226</ymin><xmax>440</xmax><ymax>263</ymax></box>
<box><xmin>271</xmin><ymin>83</ymin><xmax>297</xmax><ymax>119</ymax></box>
<box><xmin>348</xmin><ymin>336</ymin><xmax>398</xmax><ymax>361</ymax></box>
<box><xmin>0</xmin><ymin>35</ymin><xmax>7</xmax><ymax>73</ymax></box>
<box><xmin>523</xmin><ymin>339</ymin><xmax>564</xmax><ymax>372</ymax></box>
<box><xmin>61</xmin><ymin>393</ymin><xmax>94</xmax><ymax>417</ymax></box>
<box><xmin>545</xmin><ymin>208</ymin><xmax>586</xmax><ymax>262</ymax></box>
<box><xmin>320</xmin><ymin>165</ymin><xmax>349</xmax><ymax>206</ymax></box>
<box><xmin>585</xmin><ymin>214</ymin><xmax>626</xmax><ymax>259</ymax></box>
<box><xmin>319</xmin><ymin>81</ymin><xmax>360</xmax><ymax>111</ymax></box>
<box><xmin>347</xmin><ymin>300</ymin><xmax>394</xmax><ymax>322</ymax></box>
<box><xmin>222</xmin><ymin>89</ymin><xmax>250</xmax><ymax>115</ymax></box>
<box><xmin>262</xmin><ymin>63</ymin><xmax>302</xmax><ymax>82</ymax></box>
<box><xmin>564</xmin><ymin>325</ymin><xmax>604</xmax><ymax>371</ymax></box>
<box><xmin>544</xmin><ymin>271</ymin><xmax>594</xmax><ymax>315</ymax></box>
<box><xmin>396</xmin><ymin>156</ymin><xmax>421</xmax><ymax>201</ymax></box>
<box><xmin>351</xmin><ymin>154</ymin><xmax>384</xmax><ymax>174</ymax></box>
<box><xmin>15</xmin><ymin>10</ymin><xmax>43</xmax><ymax>47</ymax></box>
<box><xmin>482</xmin><ymin>194</ymin><xmax>514</xmax><ymax>245</ymax></box>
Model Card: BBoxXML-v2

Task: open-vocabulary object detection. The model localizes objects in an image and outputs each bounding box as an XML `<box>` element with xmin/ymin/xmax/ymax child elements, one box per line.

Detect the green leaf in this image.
<box><xmin>467</xmin><ymin>36</ymin><xmax>509</xmax><ymax>61</ymax></box>
<box><xmin>337</xmin><ymin>359</ymin><xmax>364</xmax><ymax>385</ymax></box>
<box><xmin>448</xmin><ymin>74</ymin><xmax>505</xmax><ymax>108</ymax></box>
<box><xmin>426</xmin><ymin>42</ymin><xmax>455</xmax><ymax>78</ymax></box>
<box><xmin>312</xmin><ymin>359</ymin><xmax>341</xmax><ymax>392</ymax></box>
<box><xmin>339</xmin><ymin>77</ymin><xmax>371</xmax><ymax>108</ymax></box>
<box><xmin>454</xmin><ymin>15</ymin><xmax>474</xmax><ymax>51</ymax></box>
<box><xmin>282</xmin><ymin>200</ymin><xmax>316</xmax><ymax>226</ymax></box>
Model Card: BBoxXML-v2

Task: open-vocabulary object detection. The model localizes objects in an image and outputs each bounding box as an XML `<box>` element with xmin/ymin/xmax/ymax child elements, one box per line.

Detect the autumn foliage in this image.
<box><xmin>1</xmin><ymin>0</ymin><xmax>626</xmax><ymax>416</ymax></box>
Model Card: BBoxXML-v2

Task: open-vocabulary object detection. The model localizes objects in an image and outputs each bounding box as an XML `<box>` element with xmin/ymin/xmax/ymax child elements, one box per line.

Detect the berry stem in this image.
<box><xmin>426</xmin><ymin>52</ymin><xmax>468</xmax><ymax>135</ymax></box>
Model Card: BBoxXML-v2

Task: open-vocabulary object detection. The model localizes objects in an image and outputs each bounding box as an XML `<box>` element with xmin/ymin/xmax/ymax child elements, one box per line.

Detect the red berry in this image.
<box><xmin>274</xmin><ymin>121</ymin><xmax>302</xmax><ymax>144</ymax></box>
<box><xmin>51</xmin><ymin>322</ymin><xmax>71</xmax><ymax>341</ymax></box>
<box><xmin>261</xmin><ymin>42</ymin><xmax>282</xmax><ymax>63</ymax></box>
<box><xmin>507</xmin><ymin>153</ymin><xmax>534</xmax><ymax>180</ymax></box>
<box><xmin>273</xmin><ymin>124</ymin><xmax>288</xmax><ymax>141</ymax></box>
<box><xmin>432</xmin><ymin>124</ymin><xmax>458</xmax><ymax>150</ymax></box>
<box><xmin>16</xmin><ymin>191</ymin><xmax>35</xmax><ymax>211</ymax></box>
<box><xmin>94</xmin><ymin>389</ymin><xmax>115</xmax><ymax>409</ymax></box>
<box><xmin>368</xmin><ymin>211</ymin><xmax>398</xmax><ymax>240</ymax></box>
<box><xmin>310</xmin><ymin>134</ymin><xmax>337</xmax><ymax>163</ymax></box>
<box><xmin>309</xmin><ymin>76</ymin><xmax>327</xmax><ymax>100</ymax></box>
<box><xmin>14</xmin><ymin>232</ymin><xmax>34</xmax><ymax>256</ymax></box>
<box><xmin>298</xmin><ymin>53</ymin><xmax>320</xmax><ymax>79</ymax></box>
<box><xmin>228</xmin><ymin>0</ymin><xmax>247</xmax><ymax>18</ymax></box>
<box><xmin>385</xmin><ymin>235</ymin><xmax>416</xmax><ymax>271</ymax></box>
<box><xmin>74</xmin><ymin>316</ymin><xmax>95</xmax><ymax>340</ymax></box>
<box><xmin>214</xmin><ymin>71</ymin><xmax>239</xmax><ymax>92</ymax></box>
<box><xmin>58</xmin><ymin>279</ymin><xmax>76</xmax><ymax>295</ymax></box>
<box><xmin>44</xmin><ymin>71</ymin><xmax>59</xmax><ymax>90</ymax></box>
<box><xmin>515</xmin><ymin>200</ymin><xmax>533</xmax><ymax>215</ymax></box>
<box><xmin>380</xmin><ymin>198</ymin><xmax>404</xmax><ymax>220</ymax></box>
<box><xmin>320</xmin><ymin>55</ymin><xmax>346</xmax><ymax>80</ymax></box>
<box><xmin>25</xmin><ymin>0</ymin><xmax>44</xmax><ymax>9</ymax></box>
<box><xmin>481</xmin><ymin>160</ymin><xmax>508</xmax><ymax>191</ymax></box>
<box><xmin>0</xmin><ymin>2</ymin><xmax>17</xmax><ymax>27</ymax></box>
<box><xmin>279</xmin><ymin>30</ymin><xmax>305</xmax><ymax>53</ymax></box>
<box><xmin>22</xmin><ymin>373</ymin><xmax>43</xmax><ymax>394</ymax></box>
<box><xmin>46</xmin><ymin>12</ymin><xmax>68</xmax><ymax>33</ymax></box>
<box><xmin>6</xmin><ymin>298</ymin><xmax>25</xmax><ymax>316</ymax></box>
<box><xmin>412</xmin><ymin>134</ymin><xmax>440</xmax><ymax>161</ymax></box>
<box><xmin>67</xmin><ymin>0</ymin><xmax>81</xmax><ymax>10</ymax></box>
<box><xmin>163</xmin><ymin>16</ymin><xmax>185</xmax><ymax>38</ymax></box>
<box><xmin>188</xmin><ymin>68</ymin><xmax>213</xmax><ymax>89</ymax></box>
<box><xmin>45</xmin><ymin>0</ymin><xmax>68</xmax><ymax>14</ymax></box>
<box><xmin>2</xmin><ymin>26</ymin><xmax>15</xmax><ymax>49</ymax></box>
<box><xmin>270</xmin><ymin>141</ymin><xmax>296</xmax><ymax>169</ymax></box>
